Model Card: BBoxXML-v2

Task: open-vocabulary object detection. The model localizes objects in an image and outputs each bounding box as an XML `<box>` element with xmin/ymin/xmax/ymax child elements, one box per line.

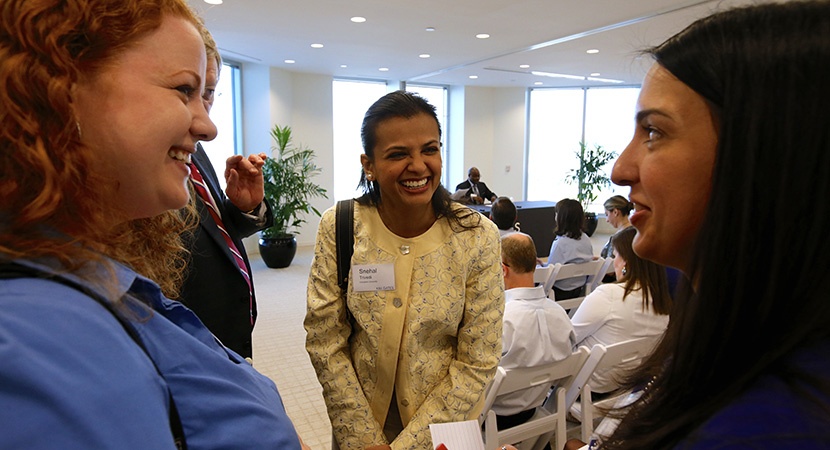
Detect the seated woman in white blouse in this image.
<box><xmin>570</xmin><ymin>227</ymin><xmax>672</xmax><ymax>394</ymax></box>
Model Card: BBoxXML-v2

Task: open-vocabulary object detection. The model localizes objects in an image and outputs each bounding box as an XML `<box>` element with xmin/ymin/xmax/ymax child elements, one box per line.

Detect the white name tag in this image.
<box><xmin>352</xmin><ymin>263</ymin><xmax>396</xmax><ymax>291</ymax></box>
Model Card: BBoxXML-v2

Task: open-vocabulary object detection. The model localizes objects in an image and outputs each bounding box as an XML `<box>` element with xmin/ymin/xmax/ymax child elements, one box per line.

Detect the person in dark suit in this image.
<box><xmin>455</xmin><ymin>166</ymin><xmax>497</xmax><ymax>204</ymax></box>
<box><xmin>179</xmin><ymin>28</ymin><xmax>273</xmax><ymax>359</ymax></box>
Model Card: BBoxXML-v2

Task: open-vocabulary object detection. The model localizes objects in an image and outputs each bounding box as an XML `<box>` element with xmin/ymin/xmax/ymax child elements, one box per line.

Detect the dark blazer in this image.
<box><xmin>455</xmin><ymin>179</ymin><xmax>497</xmax><ymax>202</ymax></box>
<box><xmin>179</xmin><ymin>145</ymin><xmax>273</xmax><ymax>358</ymax></box>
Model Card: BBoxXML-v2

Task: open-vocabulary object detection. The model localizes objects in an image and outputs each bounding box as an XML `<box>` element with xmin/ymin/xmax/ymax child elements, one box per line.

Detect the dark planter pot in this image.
<box><xmin>584</xmin><ymin>212</ymin><xmax>599</xmax><ymax>237</ymax></box>
<box><xmin>259</xmin><ymin>235</ymin><xmax>297</xmax><ymax>268</ymax></box>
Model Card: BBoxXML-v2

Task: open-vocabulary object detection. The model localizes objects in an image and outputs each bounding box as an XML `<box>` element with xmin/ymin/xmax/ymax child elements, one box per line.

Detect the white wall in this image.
<box><xmin>461</xmin><ymin>87</ymin><xmax>495</xmax><ymax>192</ymax></box>
<box><xmin>287</xmin><ymin>73</ymin><xmax>334</xmax><ymax>247</ymax></box>
<box><xmin>490</xmin><ymin>88</ymin><xmax>527</xmax><ymax>200</ymax></box>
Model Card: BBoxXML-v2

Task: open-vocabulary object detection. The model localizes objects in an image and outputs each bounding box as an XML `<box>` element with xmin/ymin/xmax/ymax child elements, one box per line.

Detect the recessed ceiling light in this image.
<box><xmin>519</xmin><ymin>64</ymin><xmax>530</xmax><ymax>69</ymax></box>
<box><xmin>350</xmin><ymin>16</ymin><xmax>366</xmax><ymax>23</ymax></box>
<box><xmin>311</xmin><ymin>43</ymin><xmax>324</xmax><ymax>49</ymax></box>
<box><xmin>534</xmin><ymin>82</ymin><xmax>543</xmax><ymax>85</ymax></box>
<box><xmin>340</xmin><ymin>64</ymin><xmax>348</xmax><ymax>68</ymax></box>
<box><xmin>469</xmin><ymin>75</ymin><xmax>478</xmax><ymax>79</ymax></box>
<box><xmin>590</xmin><ymin>72</ymin><xmax>600</xmax><ymax>76</ymax></box>
<box><xmin>419</xmin><ymin>54</ymin><xmax>430</xmax><ymax>59</ymax></box>
<box><xmin>586</xmin><ymin>49</ymin><xmax>600</xmax><ymax>54</ymax></box>
<box><xmin>425</xmin><ymin>27</ymin><xmax>436</xmax><ymax>32</ymax></box>
<box><xmin>476</xmin><ymin>33</ymin><xmax>490</xmax><ymax>39</ymax></box>
<box><xmin>204</xmin><ymin>0</ymin><xmax>222</xmax><ymax>4</ymax></box>
<box><xmin>284</xmin><ymin>59</ymin><xmax>295</xmax><ymax>64</ymax></box>
<box><xmin>379</xmin><ymin>67</ymin><xmax>389</xmax><ymax>72</ymax></box>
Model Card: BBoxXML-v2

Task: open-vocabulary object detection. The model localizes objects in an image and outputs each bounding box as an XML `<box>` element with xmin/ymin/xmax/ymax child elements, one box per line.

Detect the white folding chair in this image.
<box><xmin>588</xmin><ymin>257</ymin><xmax>615</xmax><ymax>292</ymax></box>
<box><xmin>533</xmin><ymin>265</ymin><xmax>554</xmax><ymax>289</ymax></box>
<box><xmin>479</xmin><ymin>347</ymin><xmax>590</xmax><ymax>450</ymax></box>
<box><xmin>568</xmin><ymin>338</ymin><xmax>657</xmax><ymax>442</ymax></box>
<box><xmin>546</xmin><ymin>259</ymin><xmax>607</xmax><ymax>314</ymax></box>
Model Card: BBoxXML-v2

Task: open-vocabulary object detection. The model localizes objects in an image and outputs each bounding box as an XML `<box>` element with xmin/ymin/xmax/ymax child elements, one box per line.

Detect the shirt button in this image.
<box><xmin>393</xmin><ymin>297</ymin><xmax>402</xmax><ymax>307</ymax></box>
<box><xmin>401</xmin><ymin>398</ymin><xmax>410</xmax><ymax>407</ymax></box>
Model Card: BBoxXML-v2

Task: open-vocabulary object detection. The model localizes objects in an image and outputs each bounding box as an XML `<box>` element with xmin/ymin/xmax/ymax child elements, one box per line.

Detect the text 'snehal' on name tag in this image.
<box><xmin>352</xmin><ymin>263</ymin><xmax>396</xmax><ymax>291</ymax></box>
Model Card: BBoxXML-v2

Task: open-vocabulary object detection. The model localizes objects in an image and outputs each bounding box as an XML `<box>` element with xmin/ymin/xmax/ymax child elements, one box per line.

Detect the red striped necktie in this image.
<box><xmin>189</xmin><ymin>162</ymin><xmax>254</xmax><ymax>325</ymax></box>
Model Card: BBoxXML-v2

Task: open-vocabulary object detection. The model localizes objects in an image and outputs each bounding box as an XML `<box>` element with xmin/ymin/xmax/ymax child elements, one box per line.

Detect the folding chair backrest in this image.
<box><xmin>533</xmin><ymin>265</ymin><xmax>554</xmax><ymax>289</ymax></box>
<box><xmin>479</xmin><ymin>347</ymin><xmax>590</xmax><ymax>424</ymax></box>
<box><xmin>547</xmin><ymin>259</ymin><xmax>607</xmax><ymax>315</ymax></box>
<box><xmin>568</xmin><ymin>337</ymin><xmax>657</xmax><ymax>441</ymax></box>
<box><xmin>589</xmin><ymin>257</ymin><xmax>615</xmax><ymax>292</ymax></box>
<box><xmin>546</xmin><ymin>259</ymin><xmax>606</xmax><ymax>298</ymax></box>
<box><xmin>479</xmin><ymin>347</ymin><xmax>590</xmax><ymax>450</ymax></box>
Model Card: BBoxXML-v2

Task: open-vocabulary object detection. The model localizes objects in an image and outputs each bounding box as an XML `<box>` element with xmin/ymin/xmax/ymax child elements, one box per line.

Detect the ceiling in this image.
<box><xmin>188</xmin><ymin>0</ymin><xmax>772</xmax><ymax>89</ymax></box>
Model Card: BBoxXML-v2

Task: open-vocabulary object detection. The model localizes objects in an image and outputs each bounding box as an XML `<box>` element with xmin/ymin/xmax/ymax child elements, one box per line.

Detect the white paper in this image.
<box><xmin>450</xmin><ymin>188</ymin><xmax>470</xmax><ymax>201</ymax></box>
<box><xmin>429</xmin><ymin>420</ymin><xmax>486</xmax><ymax>450</ymax></box>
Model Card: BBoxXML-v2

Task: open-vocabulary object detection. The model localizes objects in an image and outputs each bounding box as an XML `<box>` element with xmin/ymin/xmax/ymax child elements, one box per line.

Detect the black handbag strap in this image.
<box><xmin>335</xmin><ymin>199</ymin><xmax>355</xmax><ymax>294</ymax></box>
<box><xmin>0</xmin><ymin>262</ymin><xmax>187</xmax><ymax>449</ymax></box>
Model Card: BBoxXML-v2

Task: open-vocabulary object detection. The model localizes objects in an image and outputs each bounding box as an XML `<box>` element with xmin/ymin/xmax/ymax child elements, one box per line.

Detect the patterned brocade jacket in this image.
<box><xmin>305</xmin><ymin>202</ymin><xmax>505</xmax><ymax>450</ymax></box>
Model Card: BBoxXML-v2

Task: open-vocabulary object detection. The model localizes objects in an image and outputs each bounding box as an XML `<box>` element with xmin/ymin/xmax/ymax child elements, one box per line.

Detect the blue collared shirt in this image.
<box><xmin>0</xmin><ymin>257</ymin><xmax>301</xmax><ymax>449</ymax></box>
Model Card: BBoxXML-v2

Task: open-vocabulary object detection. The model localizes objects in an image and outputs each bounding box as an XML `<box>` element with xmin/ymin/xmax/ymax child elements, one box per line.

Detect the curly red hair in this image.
<box><xmin>1</xmin><ymin>0</ymin><xmax>201</xmax><ymax>297</ymax></box>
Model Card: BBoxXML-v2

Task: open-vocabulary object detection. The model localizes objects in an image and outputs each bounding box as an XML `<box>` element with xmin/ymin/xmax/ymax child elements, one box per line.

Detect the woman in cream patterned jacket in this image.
<box><xmin>305</xmin><ymin>91</ymin><xmax>504</xmax><ymax>450</ymax></box>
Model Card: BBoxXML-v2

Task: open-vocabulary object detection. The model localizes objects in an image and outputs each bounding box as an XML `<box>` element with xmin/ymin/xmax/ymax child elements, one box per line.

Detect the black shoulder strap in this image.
<box><xmin>0</xmin><ymin>263</ymin><xmax>187</xmax><ymax>450</ymax></box>
<box><xmin>335</xmin><ymin>199</ymin><xmax>355</xmax><ymax>295</ymax></box>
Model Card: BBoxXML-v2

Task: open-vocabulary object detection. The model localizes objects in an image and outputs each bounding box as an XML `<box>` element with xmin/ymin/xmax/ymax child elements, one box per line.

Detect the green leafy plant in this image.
<box><xmin>261</xmin><ymin>125</ymin><xmax>327</xmax><ymax>239</ymax></box>
<box><xmin>565</xmin><ymin>141</ymin><xmax>617</xmax><ymax>205</ymax></box>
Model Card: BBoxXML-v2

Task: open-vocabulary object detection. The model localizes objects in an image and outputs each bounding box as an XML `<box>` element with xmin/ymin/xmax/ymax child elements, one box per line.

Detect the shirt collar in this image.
<box><xmin>505</xmin><ymin>285</ymin><xmax>548</xmax><ymax>303</ymax></box>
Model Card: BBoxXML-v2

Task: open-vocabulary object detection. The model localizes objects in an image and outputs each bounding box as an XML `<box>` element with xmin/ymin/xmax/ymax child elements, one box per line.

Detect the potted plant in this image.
<box><xmin>259</xmin><ymin>124</ymin><xmax>327</xmax><ymax>268</ymax></box>
<box><xmin>565</xmin><ymin>141</ymin><xmax>616</xmax><ymax>236</ymax></box>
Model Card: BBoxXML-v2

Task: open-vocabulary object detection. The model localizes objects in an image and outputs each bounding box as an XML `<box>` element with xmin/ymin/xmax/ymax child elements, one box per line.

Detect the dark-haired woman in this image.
<box><xmin>305</xmin><ymin>91</ymin><xmax>504</xmax><ymax>450</ymax></box>
<box><xmin>546</xmin><ymin>198</ymin><xmax>594</xmax><ymax>300</ymax></box>
<box><xmin>603</xmin><ymin>1</ymin><xmax>830</xmax><ymax>447</ymax></box>
<box><xmin>570</xmin><ymin>227</ymin><xmax>671</xmax><ymax>395</ymax></box>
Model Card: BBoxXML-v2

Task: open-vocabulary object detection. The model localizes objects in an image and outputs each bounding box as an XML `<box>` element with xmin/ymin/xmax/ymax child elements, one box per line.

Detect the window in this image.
<box><xmin>584</xmin><ymin>87</ymin><xmax>640</xmax><ymax>205</ymax></box>
<box><xmin>526</xmin><ymin>86</ymin><xmax>639</xmax><ymax>211</ymax></box>
<box><xmin>332</xmin><ymin>79</ymin><xmax>388</xmax><ymax>200</ymax></box>
<box><xmin>200</xmin><ymin>62</ymin><xmax>241</xmax><ymax>191</ymax></box>
<box><xmin>526</xmin><ymin>89</ymin><xmax>584</xmax><ymax>203</ymax></box>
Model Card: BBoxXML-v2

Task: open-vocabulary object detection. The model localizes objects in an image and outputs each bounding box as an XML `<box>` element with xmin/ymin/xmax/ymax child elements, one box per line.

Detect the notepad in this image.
<box><xmin>429</xmin><ymin>419</ymin><xmax>486</xmax><ymax>450</ymax></box>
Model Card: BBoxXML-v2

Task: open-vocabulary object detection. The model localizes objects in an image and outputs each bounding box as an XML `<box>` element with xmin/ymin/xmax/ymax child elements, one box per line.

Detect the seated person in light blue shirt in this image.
<box><xmin>547</xmin><ymin>199</ymin><xmax>594</xmax><ymax>300</ymax></box>
<box><xmin>495</xmin><ymin>233</ymin><xmax>575</xmax><ymax>434</ymax></box>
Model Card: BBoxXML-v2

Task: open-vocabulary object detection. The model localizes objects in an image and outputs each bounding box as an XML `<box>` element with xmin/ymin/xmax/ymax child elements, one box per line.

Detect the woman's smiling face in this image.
<box><xmin>73</xmin><ymin>15</ymin><xmax>217</xmax><ymax>222</ymax></box>
<box><xmin>611</xmin><ymin>63</ymin><xmax>719</xmax><ymax>273</ymax></box>
<box><xmin>361</xmin><ymin>113</ymin><xmax>442</xmax><ymax>215</ymax></box>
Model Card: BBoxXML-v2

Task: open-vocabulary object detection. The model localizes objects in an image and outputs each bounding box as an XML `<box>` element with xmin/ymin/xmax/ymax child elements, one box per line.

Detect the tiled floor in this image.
<box><xmin>249</xmin><ymin>232</ymin><xmax>613</xmax><ymax>450</ymax></box>
<box><xmin>249</xmin><ymin>246</ymin><xmax>333</xmax><ymax>450</ymax></box>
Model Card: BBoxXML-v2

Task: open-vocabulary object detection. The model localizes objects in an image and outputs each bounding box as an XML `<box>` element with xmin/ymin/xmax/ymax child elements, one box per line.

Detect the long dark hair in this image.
<box><xmin>357</xmin><ymin>90</ymin><xmax>478</xmax><ymax>230</ymax></box>
<box><xmin>606</xmin><ymin>2</ymin><xmax>830</xmax><ymax>447</ymax></box>
<box><xmin>554</xmin><ymin>198</ymin><xmax>584</xmax><ymax>239</ymax></box>
<box><xmin>612</xmin><ymin>227</ymin><xmax>671</xmax><ymax>315</ymax></box>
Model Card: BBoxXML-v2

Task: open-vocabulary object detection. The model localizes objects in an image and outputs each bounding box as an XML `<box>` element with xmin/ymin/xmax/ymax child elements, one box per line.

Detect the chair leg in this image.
<box><xmin>555</xmin><ymin>388</ymin><xmax>566</xmax><ymax>450</ymax></box>
<box><xmin>581</xmin><ymin>387</ymin><xmax>593</xmax><ymax>443</ymax></box>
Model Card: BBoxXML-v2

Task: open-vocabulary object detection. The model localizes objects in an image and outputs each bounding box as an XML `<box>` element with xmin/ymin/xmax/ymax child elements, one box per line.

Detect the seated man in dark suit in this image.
<box><xmin>455</xmin><ymin>166</ymin><xmax>497</xmax><ymax>204</ymax></box>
